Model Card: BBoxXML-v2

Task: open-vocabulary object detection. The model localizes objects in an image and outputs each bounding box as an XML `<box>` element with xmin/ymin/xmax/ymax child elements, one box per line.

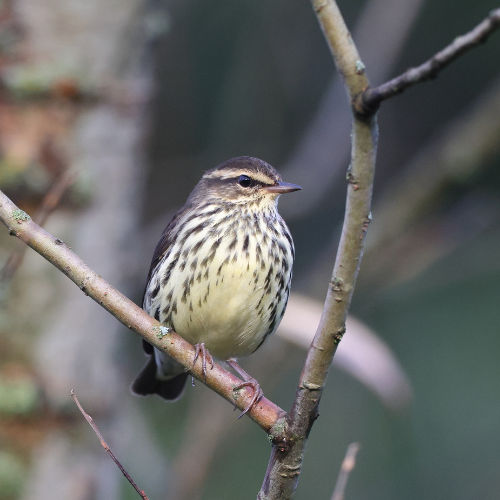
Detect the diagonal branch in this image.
<box><xmin>0</xmin><ymin>190</ymin><xmax>286</xmax><ymax>434</ymax></box>
<box><xmin>71</xmin><ymin>389</ymin><xmax>150</xmax><ymax>500</ymax></box>
<box><xmin>355</xmin><ymin>8</ymin><xmax>500</xmax><ymax>116</ymax></box>
<box><xmin>1</xmin><ymin>170</ymin><xmax>76</xmax><ymax>285</ymax></box>
<box><xmin>257</xmin><ymin>1</ymin><xmax>378</xmax><ymax>498</ymax></box>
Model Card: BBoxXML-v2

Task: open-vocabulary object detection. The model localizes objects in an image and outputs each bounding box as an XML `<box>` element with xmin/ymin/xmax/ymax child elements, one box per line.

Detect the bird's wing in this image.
<box><xmin>140</xmin><ymin>205</ymin><xmax>190</xmax><ymax>355</ymax></box>
<box><xmin>145</xmin><ymin>208</ymin><xmax>185</xmax><ymax>284</ymax></box>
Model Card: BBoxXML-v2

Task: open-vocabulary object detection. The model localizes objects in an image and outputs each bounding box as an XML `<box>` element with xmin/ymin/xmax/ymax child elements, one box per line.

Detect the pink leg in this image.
<box><xmin>192</xmin><ymin>343</ymin><xmax>214</xmax><ymax>382</ymax></box>
<box><xmin>227</xmin><ymin>358</ymin><xmax>264</xmax><ymax>417</ymax></box>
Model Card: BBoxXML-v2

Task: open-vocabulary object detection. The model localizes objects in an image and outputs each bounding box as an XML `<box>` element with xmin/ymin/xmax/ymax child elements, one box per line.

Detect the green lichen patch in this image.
<box><xmin>153</xmin><ymin>325</ymin><xmax>171</xmax><ymax>339</ymax></box>
<box><xmin>330</xmin><ymin>276</ymin><xmax>344</xmax><ymax>292</ymax></box>
<box><xmin>11</xmin><ymin>209</ymin><xmax>30</xmax><ymax>222</ymax></box>
<box><xmin>355</xmin><ymin>59</ymin><xmax>366</xmax><ymax>74</ymax></box>
<box><xmin>232</xmin><ymin>386</ymin><xmax>242</xmax><ymax>400</ymax></box>
<box><xmin>268</xmin><ymin>417</ymin><xmax>288</xmax><ymax>445</ymax></box>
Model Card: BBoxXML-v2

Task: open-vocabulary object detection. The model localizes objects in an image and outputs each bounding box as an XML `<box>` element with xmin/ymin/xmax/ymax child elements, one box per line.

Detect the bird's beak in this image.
<box><xmin>264</xmin><ymin>181</ymin><xmax>302</xmax><ymax>194</ymax></box>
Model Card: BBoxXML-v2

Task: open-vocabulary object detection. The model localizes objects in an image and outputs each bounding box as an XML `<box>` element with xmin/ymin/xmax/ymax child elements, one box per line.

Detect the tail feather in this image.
<box><xmin>131</xmin><ymin>357</ymin><xmax>188</xmax><ymax>401</ymax></box>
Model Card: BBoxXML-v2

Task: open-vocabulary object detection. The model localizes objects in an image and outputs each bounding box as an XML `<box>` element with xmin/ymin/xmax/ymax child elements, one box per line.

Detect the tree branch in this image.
<box><xmin>2</xmin><ymin>5</ymin><xmax>497</xmax><ymax>498</ymax></box>
<box><xmin>259</xmin><ymin>3</ymin><xmax>499</xmax><ymax>495</ymax></box>
<box><xmin>257</xmin><ymin>1</ymin><xmax>378</xmax><ymax>498</ymax></box>
<box><xmin>331</xmin><ymin>442</ymin><xmax>360</xmax><ymax>500</ymax></box>
<box><xmin>70</xmin><ymin>389</ymin><xmax>150</xmax><ymax>500</ymax></box>
<box><xmin>363</xmin><ymin>77</ymin><xmax>500</xmax><ymax>286</ymax></box>
<box><xmin>0</xmin><ymin>190</ymin><xmax>286</xmax><ymax>434</ymax></box>
<box><xmin>1</xmin><ymin>170</ymin><xmax>75</xmax><ymax>285</ymax></box>
<box><xmin>355</xmin><ymin>8</ymin><xmax>500</xmax><ymax>116</ymax></box>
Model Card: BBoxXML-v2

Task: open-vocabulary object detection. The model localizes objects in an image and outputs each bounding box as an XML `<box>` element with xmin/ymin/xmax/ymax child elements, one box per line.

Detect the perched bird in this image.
<box><xmin>132</xmin><ymin>156</ymin><xmax>300</xmax><ymax>411</ymax></box>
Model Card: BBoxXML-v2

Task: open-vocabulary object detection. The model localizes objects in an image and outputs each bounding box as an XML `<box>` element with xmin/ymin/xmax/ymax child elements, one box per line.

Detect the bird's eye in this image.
<box><xmin>238</xmin><ymin>175</ymin><xmax>252</xmax><ymax>188</ymax></box>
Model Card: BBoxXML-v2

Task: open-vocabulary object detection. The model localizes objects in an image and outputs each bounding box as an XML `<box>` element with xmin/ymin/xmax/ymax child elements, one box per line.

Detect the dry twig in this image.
<box><xmin>355</xmin><ymin>8</ymin><xmax>500</xmax><ymax>116</ymax></box>
<box><xmin>0</xmin><ymin>170</ymin><xmax>76</xmax><ymax>284</ymax></box>
<box><xmin>70</xmin><ymin>389</ymin><xmax>150</xmax><ymax>500</ymax></box>
<box><xmin>331</xmin><ymin>443</ymin><xmax>360</xmax><ymax>500</ymax></box>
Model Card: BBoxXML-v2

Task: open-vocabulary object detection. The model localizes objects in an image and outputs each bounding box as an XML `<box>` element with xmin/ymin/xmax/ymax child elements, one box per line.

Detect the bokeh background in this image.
<box><xmin>1</xmin><ymin>0</ymin><xmax>500</xmax><ymax>499</ymax></box>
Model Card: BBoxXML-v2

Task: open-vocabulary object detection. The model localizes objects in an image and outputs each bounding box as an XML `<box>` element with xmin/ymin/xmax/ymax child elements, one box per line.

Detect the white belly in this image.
<box><xmin>179</xmin><ymin>263</ymin><xmax>271</xmax><ymax>358</ymax></box>
<box><xmin>145</xmin><ymin>209</ymin><xmax>293</xmax><ymax>360</ymax></box>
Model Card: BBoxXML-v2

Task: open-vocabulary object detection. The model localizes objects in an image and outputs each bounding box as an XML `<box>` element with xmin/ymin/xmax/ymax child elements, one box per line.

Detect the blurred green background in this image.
<box><xmin>1</xmin><ymin>0</ymin><xmax>500</xmax><ymax>499</ymax></box>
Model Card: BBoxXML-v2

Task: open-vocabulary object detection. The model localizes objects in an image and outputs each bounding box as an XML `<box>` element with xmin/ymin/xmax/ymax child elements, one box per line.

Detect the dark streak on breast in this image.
<box><xmin>150</xmin><ymin>282</ymin><xmax>160</xmax><ymax>298</ymax></box>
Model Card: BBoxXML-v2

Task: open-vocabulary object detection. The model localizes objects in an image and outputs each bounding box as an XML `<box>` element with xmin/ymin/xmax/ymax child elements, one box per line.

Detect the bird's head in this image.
<box><xmin>189</xmin><ymin>156</ymin><xmax>301</xmax><ymax>209</ymax></box>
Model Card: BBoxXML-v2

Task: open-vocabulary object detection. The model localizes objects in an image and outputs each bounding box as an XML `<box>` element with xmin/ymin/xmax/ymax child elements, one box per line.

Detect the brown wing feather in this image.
<box><xmin>140</xmin><ymin>205</ymin><xmax>190</xmax><ymax>354</ymax></box>
<box><xmin>145</xmin><ymin>209</ymin><xmax>184</xmax><ymax>284</ymax></box>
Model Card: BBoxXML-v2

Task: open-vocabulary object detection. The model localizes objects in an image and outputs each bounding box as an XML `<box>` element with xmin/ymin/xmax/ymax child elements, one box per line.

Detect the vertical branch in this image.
<box><xmin>258</xmin><ymin>1</ymin><xmax>378</xmax><ymax>498</ymax></box>
<box><xmin>331</xmin><ymin>442</ymin><xmax>360</xmax><ymax>500</ymax></box>
<box><xmin>312</xmin><ymin>0</ymin><xmax>371</xmax><ymax>97</ymax></box>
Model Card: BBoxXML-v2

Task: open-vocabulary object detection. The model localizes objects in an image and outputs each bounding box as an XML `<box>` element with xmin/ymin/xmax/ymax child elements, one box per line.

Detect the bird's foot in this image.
<box><xmin>227</xmin><ymin>358</ymin><xmax>264</xmax><ymax>418</ymax></box>
<box><xmin>192</xmin><ymin>342</ymin><xmax>214</xmax><ymax>382</ymax></box>
<box><xmin>233</xmin><ymin>379</ymin><xmax>264</xmax><ymax>418</ymax></box>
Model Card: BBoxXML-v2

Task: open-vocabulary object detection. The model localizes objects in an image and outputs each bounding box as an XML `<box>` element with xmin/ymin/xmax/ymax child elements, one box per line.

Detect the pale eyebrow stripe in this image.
<box><xmin>204</xmin><ymin>170</ymin><xmax>275</xmax><ymax>185</ymax></box>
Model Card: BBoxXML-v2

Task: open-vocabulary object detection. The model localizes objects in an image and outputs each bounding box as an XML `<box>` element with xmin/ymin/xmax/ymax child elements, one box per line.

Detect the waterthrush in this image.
<box><xmin>132</xmin><ymin>156</ymin><xmax>301</xmax><ymax>410</ymax></box>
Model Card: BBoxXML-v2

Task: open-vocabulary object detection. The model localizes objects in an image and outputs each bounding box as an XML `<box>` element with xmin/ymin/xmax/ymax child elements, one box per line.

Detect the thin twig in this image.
<box><xmin>70</xmin><ymin>389</ymin><xmax>150</xmax><ymax>500</ymax></box>
<box><xmin>331</xmin><ymin>443</ymin><xmax>360</xmax><ymax>500</ymax></box>
<box><xmin>363</xmin><ymin>77</ymin><xmax>500</xmax><ymax>286</ymax></box>
<box><xmin>35</xmin><ymin>171</ymin><xmax>78</xmax><ymax>226</ymax></box>
<box><xmin>356</xmin><ymin>8</ymin><xmax>500</xmax><ymax>116</ymax></box>
<box><xmin>0</xmin><ymin>170</ymin><xmax>76</xmax><ymax>284</ymax></box>
<box><xmin>0</xmin><ymin>190</ymin><xmax>285</xmax><ymax>433</ymax></box>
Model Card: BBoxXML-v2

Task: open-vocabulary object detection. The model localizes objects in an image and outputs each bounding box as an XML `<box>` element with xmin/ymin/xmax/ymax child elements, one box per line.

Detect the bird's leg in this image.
<box><xmin>192</xmin><ymin>343</ymin><xmax>214</xmax><ymax>382</ymax></box>
<box><xmin>227</xmin><ymin>358</ymin><xmax>264</xmax><ymax>417</ymax></box>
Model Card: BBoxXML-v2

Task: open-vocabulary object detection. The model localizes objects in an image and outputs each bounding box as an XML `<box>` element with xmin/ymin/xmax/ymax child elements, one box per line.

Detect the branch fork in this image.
<box><xmin>354</xmin><ymin>7</ymin><xmax>500</xmax><ymax>117</ymax></box>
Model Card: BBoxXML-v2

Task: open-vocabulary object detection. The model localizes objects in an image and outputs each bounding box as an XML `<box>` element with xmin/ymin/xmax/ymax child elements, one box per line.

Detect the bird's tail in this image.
<box><xmin>131</xmin><ymin>356</ymin><xmax>188</xmax><ymax>401</ymax></box>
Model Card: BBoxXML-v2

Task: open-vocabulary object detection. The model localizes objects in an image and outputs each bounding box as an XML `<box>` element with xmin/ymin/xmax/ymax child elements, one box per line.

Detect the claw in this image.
<box><xmin>227</xmin><ymin>358</ymin><xmax>264</xmax><ymax>417</ymax></box>
<box><xmin>192</xmin><ymin>343</ymin><xmax>214</xmax><ymax>382</ymax></box>
<box><xmin>233</xmin><ymin>378</ymin><xmax>264</xmax><ymax>418</ymax></box>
